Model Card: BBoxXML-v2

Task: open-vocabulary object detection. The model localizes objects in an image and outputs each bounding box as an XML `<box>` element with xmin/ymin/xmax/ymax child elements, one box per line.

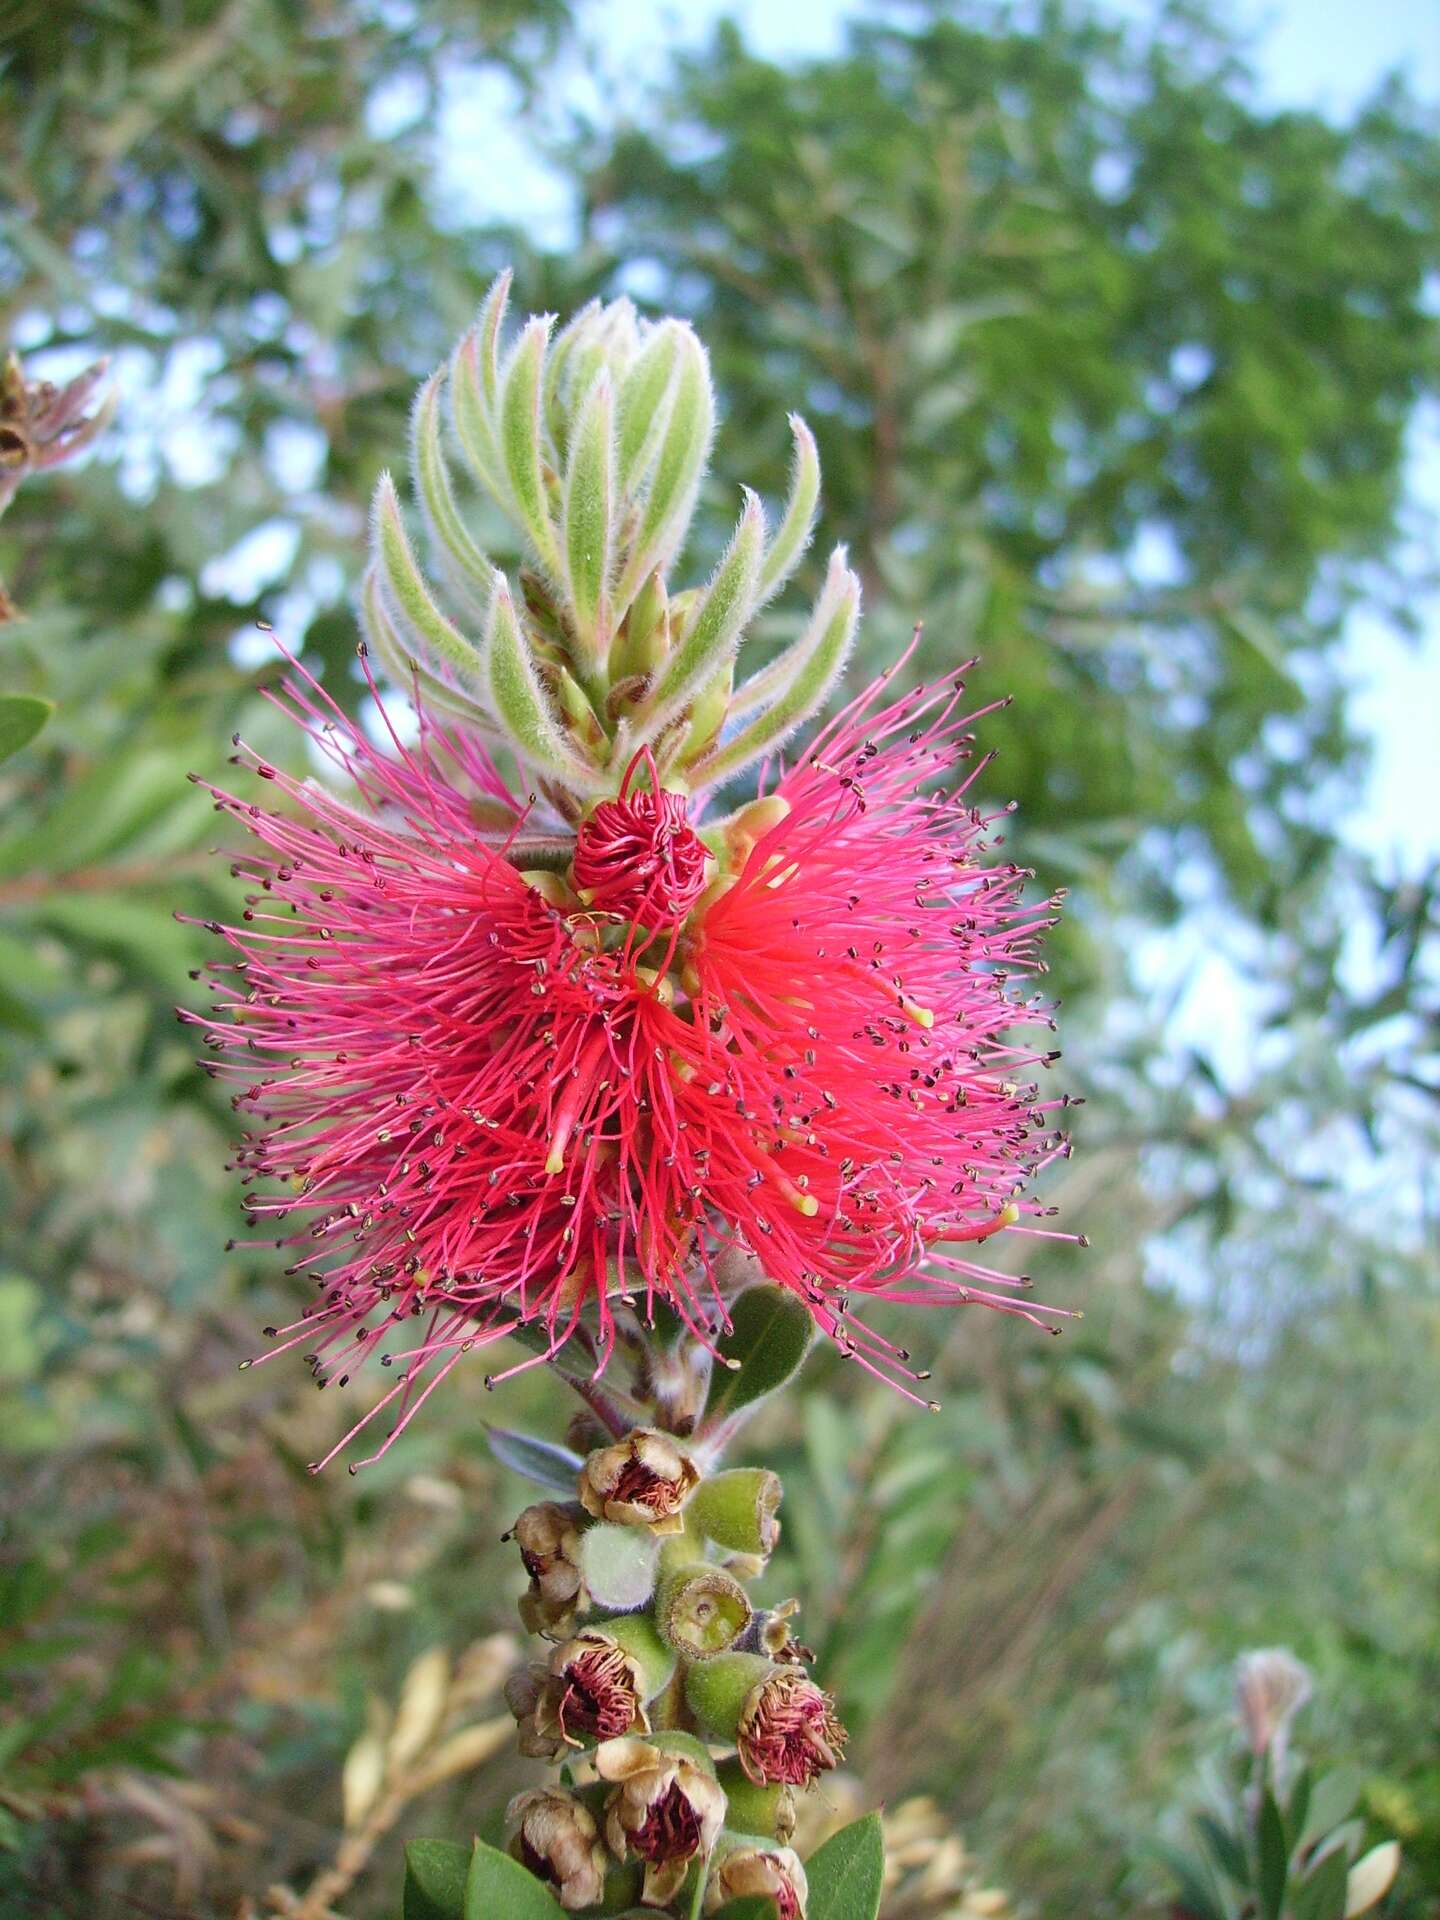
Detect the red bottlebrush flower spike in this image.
<box><xmin>573</xmin><ymin>748</ymin><xmax>710</xmax><ymax>926</ymax></box>
<box><xmin>189</xmin><ymin>639</ymin><xmax>1072</xmax><ymax>1465</ymax></box>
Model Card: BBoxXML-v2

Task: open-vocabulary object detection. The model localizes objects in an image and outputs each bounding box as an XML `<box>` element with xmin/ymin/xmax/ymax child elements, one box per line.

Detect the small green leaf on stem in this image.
<box><xmin>403</xmin><ymin>1839</ymin><xmax>471</xmax><ymax>1920</ymax></box>
<box><xmin>0</xmin><ymin>694</ymin><xmax>53</xmax><ymax>764</ymax></box>
<box><xmin>483</xmin><ymin>1425</ymin><xmax>584</xmax><ymax>1496</ymax></box>
<box><xmin>463</xmin><ymin>1838</ymin><xmax>566</xmax><ymax>1919</ymax></box>
<box><xmin>803</xmin><ymin>1811</ymin><xmax>885</xmax><ymax>1920</ymax></box>
<box><xmin>702</xmin><ymin>1287</ymin><xmax>813</xmax><ymax>1429</ymax></box>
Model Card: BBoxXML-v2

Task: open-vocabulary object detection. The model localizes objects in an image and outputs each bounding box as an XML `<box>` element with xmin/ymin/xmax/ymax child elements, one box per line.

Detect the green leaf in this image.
<box><xmin>410</xmin><ymin>371</ymin><xmax>493</xmax><ymax>616</ymax></box>
<box><xmin>1196</xmin><ymin>1812</ymin><xmax>1252</xmax><ymax>1887</ymax></box>
<box><xmin>483</xmin><ymin>1424</ymin><xmax>583</xmax><ymax>1496</ymax></box>
<box><xmin>803</xmin><ymin>1811</ymin><xmax>885</xmax><ymax>1920</ymax></box>
<box><xmin>579</xmin><ymin>1521</ymin><xmax>661</xmax><ymax>1610</ymax></box>
<box><xmin>702</xmin><ymin>1285</ymin><xmax>813</xmax><ymax>1429</ymax></box>
<box><xmin>483</xmin><ymin>575</ymin><xmax>600</xmax><ymax>793</ymax></box>
<box><xmin>562</xmin><ymin>374</ymin><xmax>615</xmax><ymax>651</ymax></box>
<box><xmin>1300</xmin><ymin>1771</ymin><xmax>1364</xmax><ymax>1852</ymax></box>
<box><xmin>403</xmin><ymin>1838</ymin><xmax>471</xmax><ymax>1920</ymax></box>
<box><xmin>1149</xmin><ymin>1841</ymin><xmax>1227</xmax><ymax>1920</ymax></box>
<box><xmin>1258</xmin><ymin>1786</ymin><xmax>1290</xmax><ymax>1920</ymax></box>
<box><xmin>464</xmin><ymin>1837</ymin><xmax>566</xmax><ymax>1919</ymax></box>
<box><xmin>1293</xmin><ymin>1847</ymin><xmax>1350</xmax><ymax>1920</ymax></box>
<box><xmin>756</xmin><ymin>412</ymin><xmax>820</xmax><ymax>603</ymax></box>
<box><xmin>709</xmin><ymin>1900</ymin><xmax>777</xmax><ymax>1920</ymax></box>
<box><xmin>616</xmin><ymin>326</ymin><xmax>714</xmax><ymax>608</ymax></box>
<box><xmin>499</xmin><ymin>315</ymin><xmax>561</xmax><ymax>572</ymax></box>
<box><xmin>371</xmin><ymin>474</ymin><xmax>485</xmax><ymax>685</ymax></box>
<box><xmin>616</xmin><ymin>322</ymin><xmax>680</xmax><ymax>491</ymax></box>
<box><xmin>0</xmin><ymin>694</ymin><xmax>52</xmax><ymax>764</ymax></box>
<box><xmin>645</xmin><ymin>491</ymin><xmax>763</xmax><ymax>734</ymax></box>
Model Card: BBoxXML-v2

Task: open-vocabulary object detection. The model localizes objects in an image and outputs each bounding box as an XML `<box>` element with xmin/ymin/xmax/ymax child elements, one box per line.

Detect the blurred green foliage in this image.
<box><xmin>1</xmin><ymin>2</ymin><xmax>1437</xmax><ymax>1916</ymax></box>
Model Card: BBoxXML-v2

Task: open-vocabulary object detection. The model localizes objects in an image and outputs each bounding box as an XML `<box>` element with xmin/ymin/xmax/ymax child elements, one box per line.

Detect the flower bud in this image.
<box><xmin>1235</xmin><ymin>1647</ymin><xmax>1312</xmax><ymax>1761</ymax></box>
<box><xmin>596</xmin><ymin>1732</ymin><xmax>727</xmax><ymax>1908</ymax></box>
<box><xmin>705</xmin><ymin>1837</ymin><xmax>809</xmax><ymax>1918</ymax></box>
<box><xmin>655</xmin><ymin>1561</ymin><xmax>752</xmax><ymax>1659</ymax></box>
<box><xmin>505</xmin><ymin>1617</ymin><xmax>676</xmax><ymax>1757</ymax></box>
<box><xmin>690</xmin><ymin>1469</ymin><xmax>782</xmax><ymax>1558</ymax></box>
<box><xmin>578</xmin><ymin>1427</ymin><xmax>700</xmax><ymax>1535</ymax></box>
<box><xmin>686</xmin><ymin>1654</ymin><xmax>845</xmax><ymax>1787</ymax></box>
<box><xmin>511</xmin><ymin>1500</ymin><xmax>588</xmax><ymax>1637</ymax></box>
<box><xmin>507</xmin><ymin>1787</ymin><xmax>608</xmax><ymax>1912</ymax></box>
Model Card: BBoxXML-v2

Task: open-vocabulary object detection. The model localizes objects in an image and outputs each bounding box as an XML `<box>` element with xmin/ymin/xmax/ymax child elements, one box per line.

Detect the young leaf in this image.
<box><xmin>616</xmin><ymin>322</ymin><xmax>680</xmax><ymax>491</ymax></box>
<box><xmin>756</xmin><ymin>413</ymin><xmax>820</xmax><ymax>604</ymax></box>
<box><xmin>484</xmin><ymin>575</ymin><xmax>601</xmax><ymax>793</ymax></box>
<box><xmin>1300</xmin><ymin>1770</ymin><xmax>1364</xmax><ymax>1851</ymax></box>
<box><xmin>499</xmin><ymin>315</ymin><xmax>561</xmax><ymax>573</ymax></box>
<box><xmin>483</xmin><ymin>1425</ymin><xmax>584</xmax><ymax>1497</ymax></box>
<box><xmin>1293</xmin><ymin>1848</ymin><xmax>1350</xmax><ymax>1920</ymax></box>
<box><xmin>1258</xmin><ymin>1786</ymin><xmax>1291</xmax><ymax>1920</ymax></box>
<box><xmin>0</xmin><ymin>694</ymin><xmax>52</xmax><ymax>764</ymax></box>
<box><xmin>360</xmin><ymin>570</ymin><xmax>497</xmax><ymax>733</ymax></box>
<box><xmin>803</xmin><ymin>1811</ymin><xmax>885</xmax><ymax>1920</ymax></box>
<box><xmin>643</xmin><ymin>492</ymin><xmax>763</xmax><ymax>738</ymax></box>
<box><xmin>703</xmin><ymin>1286</ymin><xmax>813</xmax><ymax>1427</ymax></box>
<box><xmin>410</xmin><ymin>372</ymin><xmax>493</xmax><ymax>618</ymax></box>
<box><xmin>404</xmin><ymin>1838</ymin><xmax>471</xmax><ymax>1920</ymax></box>
<box><xmin>615</xmin><ymin>325</ymin><xmax>715</xmax><ymax>609</ymax></box>
<box><xmin>563</xmin><ymin>375</ymin><xmax>616</xmax><ymax>652</ymax></box>
<box><xmin>371</xmin><ymin>475</ymin><xmax>486</xmax><ymax>686</ymax></box>
<box><xmin>709</xmin><ymin>1900</ymin><xmax>777</xmax><ymax>1920</ymax></box>
<box><xmin>463</xmin><ymin>1837</ymin><xmax>566</xmax><ymax>1919</ymax></box>
<box><xmin>1196</xmin><ymin>1812</ymin><xmax>1251</xmax><ymax>1887</ymax></box>
<box><xmin>692</xmin><ymin>548</ymin><xmax>859</xmax><ymax>787</ymax></box>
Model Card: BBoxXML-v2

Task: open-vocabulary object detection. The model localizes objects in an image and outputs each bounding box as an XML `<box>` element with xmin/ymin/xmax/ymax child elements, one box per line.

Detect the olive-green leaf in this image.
<box><xmin>803</xmin><ymin>1811</ymin><xmax>885</xmax><ymax>1920</ymax></box>
<box><xmin>702</xmin><ymin>1286</ymin><xmax>813</xmax><ymax>1428</ymax></box>
<box><xmin>709</xmin><ymin>1899</ymin><xmax>778</xmax><ymax>1920</ymax></box>
<box><xmin>483</xmin><ymin>1425</ymin><xmax>584</xmax><ymax>1496</ymax></box>
<box><xmin>1293</xmin><ymin>1847</ymin><xmax>1350</xmax><ymax>1920</ymax></box>
<box><xmin>403</xmin><ymin>1838</ymin><xmax>470</xmax><ymax>1920</ymax></box>
<box><xmin>464</xmin><ymin>1836</ymin><xmax>566</xmax><ymax>1919</ymax></box>
<box><xmin>0</xmin><ymin>694</ymin><xmax>53</xmax><ymax>764</ymax></box>
<box><xmin>1258</xmin><ymin>1786</ymin><xmax>1290</xmax><ymax>1920</ymax></box>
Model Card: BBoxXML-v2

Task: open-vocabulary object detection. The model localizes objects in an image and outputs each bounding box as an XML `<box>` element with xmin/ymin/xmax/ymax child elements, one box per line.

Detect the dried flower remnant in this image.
<box><xmin>510</xmin><ymin>1501</ymin><xmax>589</xmax><ymax>1637</ymax></box>
<box><xmin>739</xmin><ymin>1666</ymin><xmax>846</xmax><ymax>1788</ymax></box>
<box><xmin>578</xmin><ymin>1428</ymin><xmax>700</xmax><ymax>1535</ymax></box>
<box><xmin>506</xmin><ymin>1787</ymin><xmax>608</xmax><ymax>1912</ymax></box>
<box><xmin>705</xmin><ymin>1839</ymin><xmax>809</xmax><ymax>1918</ymax></box>
<box><xmin>0</xmin><ymin>348</ymin><xmax>112</xmax><ymax>618</ymax></box>
<box><xmin>504</xmin><ymin>1619</ymin><xmax>672</xmax><ymax>1757</ymax></box>
<box><xmin>595</xmin><ymin>1734</ymin><xmax>727</xmax><ymax>1908</ymax></box>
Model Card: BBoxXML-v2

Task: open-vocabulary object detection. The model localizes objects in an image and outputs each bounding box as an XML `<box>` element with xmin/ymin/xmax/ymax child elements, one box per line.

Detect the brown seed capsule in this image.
<box><xmin>577</xmin><ymin>1427</ymin><xmax>700</xmax><ymax>1535</ymax></box>
<box><xmin>507</xmin><ymin>1787</ymin><xmax>608</xmax><ymax>1912</ymax></box>
<box><xmin>596</xmin><ymin>1734</ymin><xmax>727</xmax><ymax>1908</ymax></box>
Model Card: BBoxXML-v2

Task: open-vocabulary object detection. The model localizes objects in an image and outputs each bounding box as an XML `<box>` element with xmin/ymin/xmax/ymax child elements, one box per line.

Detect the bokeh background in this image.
<box><xmin>2</xmin><ymin>1</ymin><xmax>1437</xmax><ymax>1915</ymax></box>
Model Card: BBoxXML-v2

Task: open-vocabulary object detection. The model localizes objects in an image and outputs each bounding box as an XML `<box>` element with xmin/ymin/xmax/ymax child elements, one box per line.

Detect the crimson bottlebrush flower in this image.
<box><xmin>189</xmin><ymin>280</ymin><xmax>1075</xmax><ymax>1468</ymax></box>
<box><xmin>188</xmin><ymin>641</ymin><xmax>1071</xmax><ymax>1468</ymax></box>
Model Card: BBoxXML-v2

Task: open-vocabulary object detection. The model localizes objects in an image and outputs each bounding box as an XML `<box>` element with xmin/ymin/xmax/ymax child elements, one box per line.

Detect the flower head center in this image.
<box><xmin>632</xmin><ymin>1781</ymin><xmax>703</xmax><ymax>1863</ymax></box>
<box><xmin>573</xmin><ymin>748</ymin><xmax>709</xmax><ymax>927</ymax></box>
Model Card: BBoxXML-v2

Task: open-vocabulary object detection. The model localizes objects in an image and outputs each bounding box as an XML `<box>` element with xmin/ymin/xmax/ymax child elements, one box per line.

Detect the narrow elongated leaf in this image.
<box><xmin>463</xmin><ymin>1837</ymin><xmax>566</xmax><ymax>1919</ymax></box>
<box><xmin>484</xmin><ymin>575</ymin><xmax>600</xmax><ymax>792</ymax></box>
<box><xmin>617</xmin><ymin>323</ymin><xmax>680</xmax><ymax>490</ymax></box>
<box><xmin>644</xmin><ymin>492</ymin><xmax>763</xmax><ymax>737</ymax></box>
<box><xmin>1293</xmin><ymin>1848</ymin><xmax>1350</xmax><ymax>1920</ymax></box>
<box><xmin>1258</xmin><ymin>1786</ymin><xmax>1290</xmax><ymax>1920</ymax></box>
<box><xmin>371</xmin><ymin>475</ymin><xmax>485</xmax><ymax>685</ymax></box>
<box><xmin>616</xmin><ymin>326</ymin><xmax>714</xmax><ymax>609</ymax></box>
<box><xmin>410</xmin><ymin>373</ymin><xmax>492</xmax><ymax>618</ymax></box>
<box><xmin>360</xmin><ymin>570</ymin><xmax>496</xmax><ymax>732</ymax></box>
<box><xmin>756</xmin><ymin>413</ymin><xmax>820</xmax><ymax>603</ymax></box>
<box><xmin>694</xmin><ymin>548</ymin><xmax>859</xmax><ymax>785</ymax></box>
<box><xmin>563</xmin><ymin>375</ymin><xmax>615</xmax><ymax>652</ymax></box>
<box><xmin>499</xmin><ymin>316</ymin><xmax>561</xmax><ymax>572</ymax></box>
<box><xmin>0</xmin><ymin>694</ymin><xmax>52</xmax><ymax>764</ymax></box>
<box><xmin>1300</xmin><ymin>1771</ymin><xmax>1364</xmax><ymax>1851</ymax></box>
<box><xmin>702</xmin><ymin>1286</ymin><xmax>812</xmax><ymax>1427</ymax></box>
<box><xmin>483</xmin><ymin>1425</ymin><xmax>584</xmax><ymax>1496</ymax></box>
<box><xmin>803</xmin><ymin>1811</ymin><xmax>885</xmax><ymax>1920</ymax></box>
<box><xmin>404</xmin><ymin>1838</ymin><xmax>470</xmax><ymax>1920</ymax></box>
<box><xmin>1196</xmin><ymin>1812</ymin><xmax>1251</xmax><ymax>1886</ymax></box>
